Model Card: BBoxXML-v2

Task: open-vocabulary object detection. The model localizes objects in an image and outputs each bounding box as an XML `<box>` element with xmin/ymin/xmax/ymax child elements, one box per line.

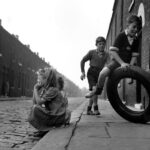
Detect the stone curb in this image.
<box><xmin>0</xmin><ymin>97</ymin><xmax>31</xmax><ymax>101</ymax></box>
<box><xmin>31</xmin><ymin>101</ymin><xmax>87</xmax><ymax>150</ymax></box>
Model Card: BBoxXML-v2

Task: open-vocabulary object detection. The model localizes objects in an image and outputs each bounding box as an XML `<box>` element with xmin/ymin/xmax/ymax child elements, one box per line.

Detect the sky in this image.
<box><xmin>0</xmin><ymin>0</ymin><xmax>114</xmax><ymax>89</ymax></box>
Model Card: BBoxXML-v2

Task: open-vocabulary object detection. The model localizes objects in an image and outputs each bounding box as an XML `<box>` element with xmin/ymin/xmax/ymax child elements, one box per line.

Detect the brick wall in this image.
<box><xmin>105</xmin><ymin>0</ymin><xmax>150</xmax><ymax>104</ymax></box>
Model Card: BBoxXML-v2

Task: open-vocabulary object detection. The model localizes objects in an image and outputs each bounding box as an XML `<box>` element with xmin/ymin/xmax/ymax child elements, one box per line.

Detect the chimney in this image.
<box><xmin>15</xmin><ymin>35</ymin><xmax>19</xmax><ymax>39</ymax></box>
<box><xmin>25</xmin><ymin>44</ymin><xmax>30</xmax><ymax>49</ymax></box>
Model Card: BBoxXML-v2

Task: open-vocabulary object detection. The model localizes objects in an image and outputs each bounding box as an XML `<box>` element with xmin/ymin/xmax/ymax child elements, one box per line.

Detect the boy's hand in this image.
<box><xmin>121</xmin><ymin>63</ymin><xmax>130</xmax><ymax>68</ymax></box>
<box><xmin>80</xmin><ymin>72</ymin><xmax>85</xmax><ymax>80</ymax></box>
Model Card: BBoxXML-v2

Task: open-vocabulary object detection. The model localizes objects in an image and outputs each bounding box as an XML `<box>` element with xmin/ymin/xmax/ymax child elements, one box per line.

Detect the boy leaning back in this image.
<box><xmin>80</xmin><ymin>36</ymin><xmax>109</xmax><ymax>115</ymax></box>
<box><xmin>86</xmin><ymin>14</ymin><xmax>142</xmax><ymax>98</ymax></box>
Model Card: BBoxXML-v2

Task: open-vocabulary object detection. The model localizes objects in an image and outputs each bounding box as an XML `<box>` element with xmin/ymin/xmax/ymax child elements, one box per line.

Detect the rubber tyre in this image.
<box><xmin>106</xmin><ymin>66</ymin><xmax>150</xmax><ymax>123</ymax></box>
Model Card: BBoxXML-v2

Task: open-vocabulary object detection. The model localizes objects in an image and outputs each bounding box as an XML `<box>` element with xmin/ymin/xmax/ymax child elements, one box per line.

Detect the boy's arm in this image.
<box><xmin>80</xmin><ymin>51</ymin><xmax>91</xmax><ymax>73</ymax></box>
<box><xmin>80</xmin><ymin>58</ymin><xmax>86</xmax><ymax>80</ymax></box>
<box><xmin>80</xmin><ymin>51</ymin><xmax>91</xmax><ymax>80</ymax></box>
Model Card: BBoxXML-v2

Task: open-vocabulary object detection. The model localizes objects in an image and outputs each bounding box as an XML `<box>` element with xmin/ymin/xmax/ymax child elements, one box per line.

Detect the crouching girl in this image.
<box><xmin>28</xmin><ymin>67</ymin><xmax>71</xmax><ymax>136</ymax></box>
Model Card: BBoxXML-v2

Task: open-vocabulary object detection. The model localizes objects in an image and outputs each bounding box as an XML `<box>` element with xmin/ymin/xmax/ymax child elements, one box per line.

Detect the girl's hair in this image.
<box><xmin>126</xmin><ymin>14</ymin><xmax>142</xmax><ymax>30</ymax></box>
<box><xmin>37</xmin><ymin>67</ymin><xmax>57</xmax><ymax>88</ymax></box>
<box><xmin>57</xmin><ymin>76</ymin><xmax>64</xmax><ymax>91</ymax></box>
<box><xmin>46</xmin><ymin>68</ymin><xmax>57</xmax><ymax>88</ymax></box>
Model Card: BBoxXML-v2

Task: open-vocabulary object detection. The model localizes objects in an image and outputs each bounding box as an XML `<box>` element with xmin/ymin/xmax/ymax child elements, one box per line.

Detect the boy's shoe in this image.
<box><xmin>85</xmin><ymin>90</ymin><xmax>95</xmax><ymax>98</ymax></box>
<box><xmin>134</xmin><ymin>103</ymin><xmax>143</xmax><ymax>110</ymax></box>
<box><xmin>85</xmin><ymin>87</ymin><xmax>103</xmax><ymax>98</ymax></box>
<box><xmin>33</xmin><ymin>131</ymin><xmax>48</xmax><ymax>137</ymax></box>
<box><xmin>86</xmin><ymin>106</ymin><xmax>93</xmax><ymax>115</ymax></box>
<box><xmin>87</xmin><ymin>110</ymin><xmax>94</xmax><ymax>115</ymax></box>
<box><xmin>93</xmin><ymin>110</ymin><xmax>101</xmax><ymax>115</ymax></box>
<box><xmin>93</xmin><ymin>105</ymin><xmax>100</xmax><ymax>115</ymax></box>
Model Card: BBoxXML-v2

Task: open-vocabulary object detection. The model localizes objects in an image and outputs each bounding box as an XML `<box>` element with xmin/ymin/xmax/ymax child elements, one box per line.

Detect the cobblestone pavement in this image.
<box><xmin>0</xmin><ymin>98</ymin><xmax>85</xmax><ymax>150</ymax></box>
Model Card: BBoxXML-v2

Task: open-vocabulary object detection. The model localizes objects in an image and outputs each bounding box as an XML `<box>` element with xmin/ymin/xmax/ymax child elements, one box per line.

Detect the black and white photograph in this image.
<box><xmin>0</xmin><ymin>0</ymin><xmax>150</xmax><ymax>150</ymax></box>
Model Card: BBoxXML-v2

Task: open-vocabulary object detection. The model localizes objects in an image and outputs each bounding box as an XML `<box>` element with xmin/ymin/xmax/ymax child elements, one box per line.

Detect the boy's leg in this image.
<box><xmin>93</xmin><ymin>95</ymin><xmax>100</xmax><ymax>115</ymax></box>
<box><xmin>96</xmin><ymin>67</ymin><xmax>110</xmax><ymax>89</ymax></box>
<box><xmin>87</xmin><ymin>95</ymin><xmax>94</xmax><ymax>115</ymax></box>
<box><xmin>85</xmin><ymin>67</ymin><xmax>110</xmax><ymax>98</ymax></box>
<box><xmin>86</xmin><ymin>69</ymin><xmax>95</xmax><ymax>115</ymax></box>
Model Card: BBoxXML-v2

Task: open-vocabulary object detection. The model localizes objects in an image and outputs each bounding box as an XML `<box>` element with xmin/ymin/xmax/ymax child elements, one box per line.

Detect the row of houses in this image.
<box><xmin>0</xmin><ymin>20</ymin><xmax>84</xmax><ymax>97</ymax></box>
<box><xmin>0</xmin><ymin>21</ymin><xmax>50</xmax><ymax>97</ymax></box>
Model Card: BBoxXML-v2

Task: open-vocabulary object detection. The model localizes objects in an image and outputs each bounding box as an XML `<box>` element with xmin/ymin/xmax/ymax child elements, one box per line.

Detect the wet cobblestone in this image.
<box><xmin>0</xmin><ymin>98</ymin><xmax>85</xmax><ymax>150</ymax></box>
<box><xmin>0</xmin><ymin>100</ymin><xmax>39</xmax><ymax>150</ymax></box>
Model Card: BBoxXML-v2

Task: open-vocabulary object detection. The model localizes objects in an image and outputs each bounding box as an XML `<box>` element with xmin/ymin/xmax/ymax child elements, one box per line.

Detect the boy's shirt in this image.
<box><xmin>110</xmin><ymin>31</ymin><xmax>140</xmax><ymax>63</ymax></box>
<box><xmin>81</xmin><ymin>50</ymin><xmax>109</xmax><ymax>73</ymax></box>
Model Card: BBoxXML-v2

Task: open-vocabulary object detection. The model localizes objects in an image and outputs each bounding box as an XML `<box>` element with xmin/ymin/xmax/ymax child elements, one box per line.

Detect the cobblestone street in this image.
<box><xmin>0</xmin><ymin>98</ymin><xmax>85</xmax><ymax>150</ymax></box>
<box><xmin>0</xmin><ymin>100</ymin><xmax>38</xmax><ymax>150</ymax></box>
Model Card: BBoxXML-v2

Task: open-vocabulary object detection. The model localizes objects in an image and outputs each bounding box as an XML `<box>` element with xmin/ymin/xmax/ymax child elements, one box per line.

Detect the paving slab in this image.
<box><xmin>68</xmin><ymin>100</ymin><xmax>150</xmax><ymax>150</ymax></box>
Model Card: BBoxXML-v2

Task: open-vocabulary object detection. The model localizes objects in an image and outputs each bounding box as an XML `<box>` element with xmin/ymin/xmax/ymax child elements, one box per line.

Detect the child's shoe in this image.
<box><xmin>33</xmin><ymin>131</ymin><xmax>48</xmax><ymax>137</ymax></box>
<box><xmin>134</xmin><ymin>103</ymin><xmax>143</xmax><ymax>110</ymax></box>
<box><xmin>85</xmin><ymin>87</ymin><xmax>103</xmax><ymax>98</ymax></box>
<box><xmin>85</xmin><ymin>90</ymin><xmax>95</xmax><ymax>98</ymax></box>
<box><xmin>64</xmin><ymin>110</ymin><xmax>71</xmax><ymax>125</ymax></box>
<box><xmin>86</xmin><ymin>106</ymin><xmax>93</xmax><ymax>115</ymax></box>
<box><xmin>93</xmin><ymin>105</ymin><xmax>100</xmax><ymax>115</ymax></box>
